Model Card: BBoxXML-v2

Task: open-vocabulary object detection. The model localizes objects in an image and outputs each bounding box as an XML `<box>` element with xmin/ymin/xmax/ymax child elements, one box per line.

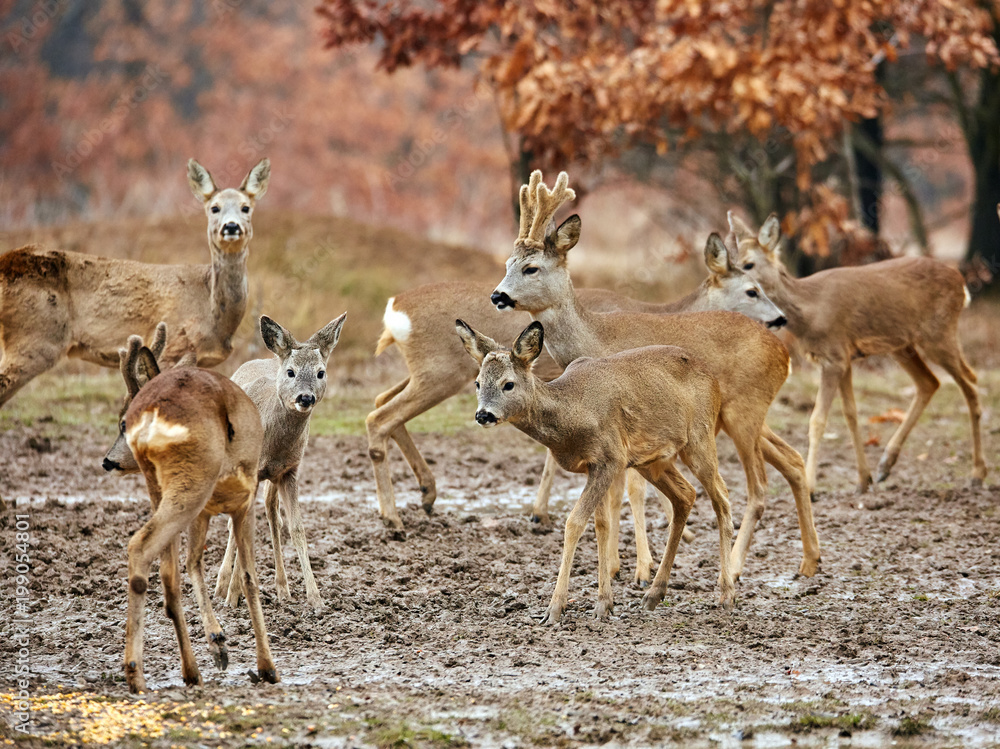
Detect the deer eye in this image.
<box><xmin>211</xmin><ymin>205</ymin><xmax>220</xmax><ymax>214</ymax></box>
<box><xmin>475</xmin><ymin>381</ymin><xmax>480</xmax><ymax>390</ymax></box>
<box><xmin>120</xmin><ymin>420</ymin><xmax>126</xmax><ymax>434</ymax></box>
<box><xmin>241</xmin><ymin>205</ymin><xmax>250</xmax><ymax>213</ymax></box>
<box><xmin>317</xmin><ymin>371</ymin><xmax>325</xmax><ymax>380</ymax></box>
<box><xmin>287</xmin><ymin>369</ymin><xmax>295</xmax><ymax>378</ymax></box>
<box><xmin>742</xmin><ymin>262</ymin><xmax>754</xmax><ymax>271</ymax></box>
<box><xmin>746</xmin><ymin>289</ymin><xmax>758</xmax><ymax>298</ymax></box>
<box><xmin>503</xmin><ymin>382</ymin><xmax>514</xmax><ymax>391</ymax></box>
<box><xmin>523</xmin><ymin>267</ymin><xmax>539</xmax><ymax>276</ymax></box>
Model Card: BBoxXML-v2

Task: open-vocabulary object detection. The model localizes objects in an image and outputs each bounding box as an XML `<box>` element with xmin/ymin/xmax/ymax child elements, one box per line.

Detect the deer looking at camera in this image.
<box><xmin>728</xmin><ymin>211</ymin><xmax>986</xmax><ymax>495</ymax></box>
<box><xmin>0</xmin><ymin>157</ymin><xmax>269</xmax><ymax>407</ymax></box>
<box><xmin>110</xmin><ymin>335</ymin><xmax>277</xmax><ymax>693</ymax></box>
<box><xmin>214</xmin><ymin>312</ymin><xmax>347</xmax><ymax>612</ymax></box>
<box><xmin>492</xmin><ymin>172</ymin><xmax>819</xmax><ymax>582</ymax></box>
<box><xmin>366</xmin><ymin>226</ymin><xmax>785</xmax><ymax>532</ymax></box>
<box><xmin>457</xmin><ymin>320</ymin><xmax>735</xmax><ymax>624</ymax></box>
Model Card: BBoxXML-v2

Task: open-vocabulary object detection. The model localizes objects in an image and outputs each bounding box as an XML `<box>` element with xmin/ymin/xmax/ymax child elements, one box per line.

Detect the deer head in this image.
<box><xmin>455</xmin><ymin>319</ymin><xmax>544</xmax><ymax>427</ymax></box>
<box><xmin>259</xmin><ymin>312</ymin><xmax>347</xmax><ymax>414</ymax></box>
<box><xmin>188</xmin><ymin>158</ymin><xmax>270</xmax><ymax>254</ymax></box>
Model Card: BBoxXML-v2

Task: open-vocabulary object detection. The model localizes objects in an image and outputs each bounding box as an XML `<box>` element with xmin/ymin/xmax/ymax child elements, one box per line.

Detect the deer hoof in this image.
<box><xmin>719</xmin><ymin>594</ymin><xmax>735</xmax><ymax>613</ymax></box>
<box><xmin>541</xmin><ymin>605</ymin><xmax>564</xmax><ymax>626</ymax></box>
<box><xmin>641</xmin><ymin>590</ymin><xmax>664</xmax><ymax>612</ymax></box>
<box><xmin>594</xmin><ymin>600</ymin><xmax>613</xmax><ymax>621</ymax></box>
<box><xmin>183</xmin><ymin>669</ymin><xmax>202</xmax><ymax>687</ymax></box>
<box><xmin>257</xmin><ymin>667</ymin><xmax>279</xmax><ymax>684</ymax></box>
<box><xmin>798</xmin><ymin>558</ymin><xmax>819</xmax><ymax>578</ymax></box>
<box><xmin>971</xmin><ymin>476</ymin><xmax>984</xmax><ymax>489</ymax></box>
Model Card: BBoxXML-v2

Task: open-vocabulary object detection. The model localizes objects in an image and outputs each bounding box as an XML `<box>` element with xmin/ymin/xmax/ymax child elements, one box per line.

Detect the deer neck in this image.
<box><xmin>761</xmin><ymin>267</ymin><xmax>810</xmax><ymax>337</ymax></box>
<box><xmin>208</xmin><ymin>243</ymin><xmax>249</xmax><ymax>335</ymax></box>
<box><xmin>508</xmin><ymin>380</ymin><xmax>571</xmax><ymax>451</ymax></box>
<box><xmin>531</xmin><ymin>286</ymin><xmax>605</xmax><ymax>368</ymax></box>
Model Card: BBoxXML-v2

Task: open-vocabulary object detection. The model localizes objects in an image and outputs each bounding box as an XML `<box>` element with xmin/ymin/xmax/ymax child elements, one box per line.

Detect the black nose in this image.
<box><xmin>767</xmin><ymin>316</ymin><xmax>788</xmax><ymax>329</ymax></box>
<box><xmin>475</xmin><ymin>410</ymin><xmax>497</xmax><ymax>426</ymax></box>
<box><xmin>222</xmin><ymin>222</ymin><xmax>241</xmax><ymax>235</ymax></box>
<box><xmin>102</xmin><ymin>457</ymin><xmax>119</xmax><ymax>472</ymax></box>
<box><xmin>491</xmin><ymin>291</ymin><xmax>515</xmax><ymax>310</ymax></box>
<box><xmin>296</xmin><ymin>394</ymin><xmax>316</xmax><ymax>408</ymax></box>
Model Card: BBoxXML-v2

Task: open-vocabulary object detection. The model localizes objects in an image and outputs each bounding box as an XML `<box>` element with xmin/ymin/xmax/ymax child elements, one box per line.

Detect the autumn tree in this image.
<box><xmin>318</xmin><ymin>0</ymin><xmax>998</xmax><ymax>269</ymax></box>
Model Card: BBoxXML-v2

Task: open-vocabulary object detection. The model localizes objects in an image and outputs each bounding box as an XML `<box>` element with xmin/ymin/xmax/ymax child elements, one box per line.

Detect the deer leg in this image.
<box><xmin>230</xmin><ymin>502</ymin><xmax>279</xmax><ymax>684</ymax></box>
<box><xmin>379</xmin><ymin>376</ymin><xmax>440</xmax><ymax>510</ymax></box>
<box><xmin>260</xmin><ymin>480</ymin><xmax>291</xmax><ymax>602</ymax></box>
<box><xmin>627</xmin><ymin>470</ymin><xmax>653</xmax><ymax>586</ymax></box>
<box><xmin>279</xmin><ymin>471</ymin><xmax>323</xmax><ymax>611</ymax></box>
<box><xmin>543</xmin><ymin>467</ymin><xmax>615</xmax><ymax>626</ymax></box>
<box><xmin>682</xmin><ymin>443</ymin><xmax>735</xmax><ymax>611</ymax></box>
<box><xmin>923</xmin><ymin>343</ymin><xmax>986</xmax><ymax>487</ymax></box>
<box><xmin>838</xmin><ymin>365</ymin><xmax>873</xmax><ymax>493</ymax></box>
<box><xmin>530</xmin><ymin>450</ymin><xmax>559</xmax><ymax>525</ymax></box>
<box><xmin>160</xmin><ymin>537</ymin><xmax>200</xmax><ymax>687</ymax></box>
<box><xmin>638</xmin><ymin>462</ymin><xmax>696</xmax><ymax>611</ymax></box>
<box><xmin>365</xmin><ymin>377</ymin><xmax>454</xmax><ymax>530</ymax></box>
<box><xmin>214</xmin><ymin>517</ymin><xmax>240</xmax><ymax>603</ymax></box>
<box><xmin>876</xmin><ymin>347</ymin><xmax>939</xmax><ymax>483</ymax></box>
<box><xmin>805</xmin><ymin>364</ymin><xmax>846</xmax><ymax>497</ymax></box>
<box><xmin>606</xmin><ymin>469</ymin><xmax>626</xmax><ymax>580</ymax></box>
<box><xmin>124</xmin><ymin>504</ymin><xmax>195</xmax><ymax>693</ymax></box>
<box><xmin>760</xmin><ymin>426</ymin><xmax>821</xmax><ymax>577</ymax></box>
<box><xmin>592</xmin><ymin>487</ymin><xmax>615</xmax><ymax>621</ymax></box>
<box><xmin>725</xmin><ymin>420</ymin><xmax>768</xmax><ymax>581</ymax></box>
<box><xmin>187</xmin><ymin>512</ymin><xmax>229</xmax><ymax>673</ymax></box>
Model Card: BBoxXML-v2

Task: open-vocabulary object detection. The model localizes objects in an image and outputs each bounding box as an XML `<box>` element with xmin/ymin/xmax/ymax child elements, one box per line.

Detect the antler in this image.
<box><xmin>148</xmin><ymin>322</ymin><xmax>168</xmax><ymax>360</ymax></box>
<box><xmin>119</xmin><ymin>336</ymin><xmax>143</xmax><ymax>398</ymax></box>
<box><xmin>516</xmin><ymin>171</ymin><xmax>576</xmax><ymax>249</ymax></box>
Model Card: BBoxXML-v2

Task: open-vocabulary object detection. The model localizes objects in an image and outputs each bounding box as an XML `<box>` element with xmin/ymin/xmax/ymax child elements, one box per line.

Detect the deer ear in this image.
<box><xmin>758</xmin><ymin>213</ymin><xmax>781</xmax><ymax>254</ymax></box>
<box><xmin>260</xmin><ymin>315</ymin><xmax>296</xmax><ymax>358</ymax></box>
<box><xmin>455</xmin><ymin>320</ymin><xmax>499</xmax><ymax>365</ymax></box>
<box><xmin>149</xmin><ymin>322</ymin><xmax>168</xmax><ymax>360</ymax></box>
<box><xmin>135</xmin><ymin>347</ymin><xmax>161</xmax><ymax>388</ymax></box>
<box><xmin>120</xmin><ymin>336</ymin><xmax>143</xmax><ymax>397</ymax></box>
<box><xmin>704</xmin><ymin>233</ymin><xmax>732</xmax><ymax>276</ymax></box>
<box><xmin>241</xmin><ymin>158</ymin><xmax>271</xmax><ymax>200</ymax></box>
<box><xmin>512</xmin><ymin>321</ymin><xmax>544</xmax><ymax>365</ymax></box>
<box><xmin>187</xmin><ymin>159</ymin><xmax>218</xmax><ymax>202</ymax></box>
<box><xmin>552</xmin><ymin>215</ymin><xmax>581</xmax><ymax>255</ymax></box>
<box><xmin>311</xmin><ymin>312</ymin><xmax>347</xmax><ymax>360</ymax></box>
<box><xmin>727</xmin><ymin>210</ymin><xmax>755</xmax><ymax>241</ymax></box>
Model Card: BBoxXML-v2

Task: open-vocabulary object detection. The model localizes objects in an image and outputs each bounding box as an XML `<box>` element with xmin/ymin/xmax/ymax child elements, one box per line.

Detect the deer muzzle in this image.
<box><xmin>491</xmin><ymin>291</ymin><xmax>516</xmax><ymax>310</ymax></box>
<box><xmin>475</xmin><ymin>409</ymin><xmax>498</xmax><ymax>427</ymax></box>
<box><xmin>767</xmin><ymin>315</ymin><xmax>788</xmax><ymax>329</ymax></box>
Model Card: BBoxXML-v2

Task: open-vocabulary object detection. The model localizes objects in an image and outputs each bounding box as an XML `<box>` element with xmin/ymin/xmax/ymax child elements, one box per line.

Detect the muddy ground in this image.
<box><xmin>2</xmin><ymin>368</ymin><xmax>1000</xmax><ymax>748</ymax></box>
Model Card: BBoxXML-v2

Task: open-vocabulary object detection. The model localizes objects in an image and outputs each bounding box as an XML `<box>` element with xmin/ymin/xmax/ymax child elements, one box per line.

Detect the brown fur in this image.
<box><xmin>0</xmin><ymin>158</ymin><xmax>269</xmax><ymax>408</ymax></box>
<box><xmin>730</xmin><ymin>211</ymin><xmax>985</xmax><ymax>494</ymax></box>
<box><xmin>121</xmin><ymin>365</ymin><xmax>277</xmax><ymax>694</ymax></box>
<box><xmin>458</xmin><ymin>321</ymin><xmax>734</xmax><ymax>624</ymax></box>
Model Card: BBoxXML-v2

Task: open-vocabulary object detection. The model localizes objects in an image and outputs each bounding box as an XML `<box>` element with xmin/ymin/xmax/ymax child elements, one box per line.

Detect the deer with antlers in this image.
<box><xmin>107</xmin><ymin>330</ymin><xmax>277</xmax><ymax>693</ymax></box>
<box><xmin>366</xmin><ymin>225</ymin><xmax>786</xmax><ymax>533</ymax></box>
<box><xmin>491</xmin><ymin>172</ymin><xmax>819</xmax><ymax>583</ymax></box>
<box><xmin>457</xmin><ymin>320</ymin><xmax>735</xmax><ymax>623</ymax></box>
<box><xmin>728</xmin><ymin>212</ymin><xmax>986</xmax><ymax>496</ymax></box>
<box><xmin>0</xmin><ymin>157</ymin><xmax>269</xmax><ymax>407</ymax></box>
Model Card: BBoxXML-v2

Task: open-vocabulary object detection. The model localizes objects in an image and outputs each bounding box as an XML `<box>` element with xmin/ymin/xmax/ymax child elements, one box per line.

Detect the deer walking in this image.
<box><xmin>728</xmin><ymin>212</ymin><xmax>986</xmax><ymax>495</ymax></box>
<box><xmin>214</xmin><ymin>313</ymin><xmax>347</xmax><ymax>612</ymax></box>
<box><xmin>491</xmin><ymin>172</ymin><xmax>820</xmax><ymax>582</ymax></box>
<box><xmin>0</xmin><ymin>157</ymin><xmax>269</xmax><ymax>407</ymax></box>
<box><xmin>109</xmin><ymin>336</ymin><xmax>277</xmax><ymax>693</ymax></box>
<box><xmin>457</xmin><ymin>320</ymin><xmax>735</xmax><ymax>624</ymax></box>
<box><xmin>367</xmin><ymin>236</ymin><xmax>785</xmax><ymax>531</ymax></box>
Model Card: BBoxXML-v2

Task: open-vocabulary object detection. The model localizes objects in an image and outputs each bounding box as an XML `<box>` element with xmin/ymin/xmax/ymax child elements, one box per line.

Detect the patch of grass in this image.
<box><xmin>892</xmin><ymin>714</ymin><xmax>933</xmax><ymax>737</ymax></box>
<box><xmin>0</xmin><ymin>370</ymin><xmax>122</xmax><ymax>431</ymax></box>
<box><xmin>368</xmin><ymin>719</ymin><xmax>469</xmax><ymax>748</ymax></box>
<box><xmin>980</xmin><ymin>707</ymin><xmax>1000</xmax><ymax>723</ymax></box>
<box><xmin>912</xmin><ymin>593</ymin><xmax>929</xmax><ymax>602</ymax></box>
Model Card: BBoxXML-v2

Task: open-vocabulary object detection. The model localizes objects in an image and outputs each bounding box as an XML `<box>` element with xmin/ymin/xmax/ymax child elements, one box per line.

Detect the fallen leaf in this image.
<box><xmin>869</xmin><ymin>408</ymin><xmax>906</xmax><ymax>424</ymax></box>
<box><xmin>865</xmin><ymin>433</ymin><xmax>880</xmax><ymax>447</ymax></box>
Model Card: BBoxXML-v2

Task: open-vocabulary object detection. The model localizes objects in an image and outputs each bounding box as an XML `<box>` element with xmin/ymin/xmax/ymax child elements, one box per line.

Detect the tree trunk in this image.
<box><xmin>855</xmin><ymin>114</ymin><xmax>883</xmax><ymax>235</ymax></box>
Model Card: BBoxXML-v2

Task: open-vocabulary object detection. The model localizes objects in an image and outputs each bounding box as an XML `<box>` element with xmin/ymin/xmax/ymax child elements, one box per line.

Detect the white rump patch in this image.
<box><xmin>788</xmin><ymin>358</ymin><xmax>793</xmax><ymax>378</ymax></box>
<box><xmin>127</xmin><ymin>409</ymin><xmax>191</xmax><ymax>451</ymax></box>
<box><xmin>383</xmin><ymin>297</ymin><xmax>412</xmax><ymax>343</ymax></box>
<box><xmin>964</xmin><ymin>285</ymin><xmax>972</xmax><ymax>308</ymax></box>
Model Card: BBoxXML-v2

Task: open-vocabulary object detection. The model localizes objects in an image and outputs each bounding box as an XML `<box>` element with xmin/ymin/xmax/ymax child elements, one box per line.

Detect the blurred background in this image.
<box><xmin>2</xmin><ymin>0</ymin><xmax>1000</xmax><ymax>368</ymax></box>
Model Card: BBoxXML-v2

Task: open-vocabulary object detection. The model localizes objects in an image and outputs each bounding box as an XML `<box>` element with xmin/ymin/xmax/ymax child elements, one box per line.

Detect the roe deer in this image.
<box><xmin>112</xmin><ymin>337</ymin><xmax>277</xmax><ymax>693</ymax></box>
<box><xmin>728</xmin><ymin>211</ymin><xmax>986</xmax><ymax>495</ymax></box>
<box><xmin>0</xmin><ymin>158</ymin><xmax>269</xmax><ymax>407</ymax></box>
<box><xmin>492</xmin><ymin>172</ymin><xmax>819</xmax><ymax>582</ymax></box>
<box><xmin>367</xmin><ymin>238</ymin><xmax>784</xmax><ymax>531</ymax></box>
<box><xmin>214</xmin><ymin>312</ymin><xmax>347</xmax><ymax>612</ymax></box>
<box><xmin>457</xmin><ymin>320</ymin><xmax>734</xmax><ymax>623</ymax></box>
